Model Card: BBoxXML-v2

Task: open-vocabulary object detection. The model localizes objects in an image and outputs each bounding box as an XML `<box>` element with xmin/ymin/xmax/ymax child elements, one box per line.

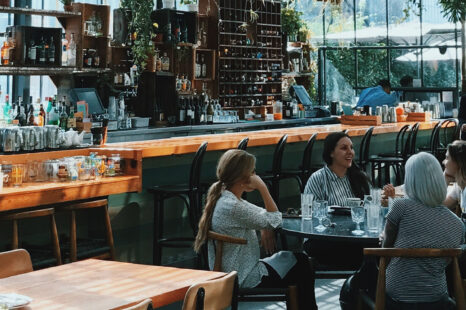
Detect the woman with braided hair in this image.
<box><xmin>194</xmin><ymin>149</ymin><xmax>317</xmax><ymax>309</ymax></box>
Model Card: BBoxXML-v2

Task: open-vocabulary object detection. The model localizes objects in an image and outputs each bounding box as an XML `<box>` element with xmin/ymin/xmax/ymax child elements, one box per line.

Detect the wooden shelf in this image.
<box><xmin>219</xmin><ymin>93</ymin><xmax>281</xmax><ymax>98</ymax></box>
<box><xmin>219</xmin><ymin>44</ymin><xmax>282</xmax><ymax>50</ymax></box>
<box><xmin>219</xmin><ymin>57</ymin><xmax>280</xmax><ymax>61</ymax></box>
<box><xmin>0</xmin><ymin>6</ymin><xmax>81</xmax><ymax>17</ymax></box>
<box><xmin>0</xmin><ymin>66</ymin><xmax>76</xmax><ymax>75</ymax></box>
<box><xmin>194</xmin><ymin>78</ymin><xmax>213</xmax><ymax>81</ymax></box>
<box><xmin>220</xmin><ymin>81</ymin><xmax>281</xmax><ymax>85</ymax></box>
<box><xmin>223</xmin><ymin>105</ymin><xmax>273</xmax><ymax>109</ymax></box>
<box><xmin>282</xmin><ymin>72</ymin><xmax>313</xmax><ymax>78</ymax></box>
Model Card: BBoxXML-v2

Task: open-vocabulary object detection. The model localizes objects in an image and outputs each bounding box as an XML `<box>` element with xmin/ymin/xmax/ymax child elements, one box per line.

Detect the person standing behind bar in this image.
<box><xmin>194</xmin><ymin>149</ymin><xmax>317</xmax><ymax>309</ymax></box>
<box><xmin>356</xmin><ymin>79</ymin><xmax>400</xmax><ymax>109</ymax></box>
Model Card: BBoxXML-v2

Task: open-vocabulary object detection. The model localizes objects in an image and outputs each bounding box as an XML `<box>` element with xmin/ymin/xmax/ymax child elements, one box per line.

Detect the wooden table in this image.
<box><xmin>0</xmin><ymin>259</ymin><xmax>225</xmax><ymax>309</ymax></box>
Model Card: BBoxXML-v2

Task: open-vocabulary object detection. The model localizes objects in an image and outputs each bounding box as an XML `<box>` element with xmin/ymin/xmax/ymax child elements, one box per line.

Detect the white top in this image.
<box><xmin>209</xmin><ymin>190</ymin><xmax>282</xmax><ymax>288</ymax></box>
<box><xmin>447</xmin><ymin>183</ymin><xmax>466</xmax><ymax>212</ymax></box>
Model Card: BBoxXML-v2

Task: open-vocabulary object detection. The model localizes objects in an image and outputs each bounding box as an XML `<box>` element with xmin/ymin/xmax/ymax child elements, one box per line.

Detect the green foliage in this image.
<box><xmin>120</xmin><ymin>0</ymin><xmax>155</xmax><ymax>71</ymax></box>
<box><xmin>407</xmin><ymin>0</ymin><xmax>466</xmax><ymax>23</ymax></box>
<box><xmin>180</xmin><ymin>0</ymin><xmax>197</xmax><ymax>4</ymax></box>
<box><xmin>58</xmin><ymin>0</ymin><xmax>73</xmax><ymax>5</ymax></box>
<box><xmin>282</xmin><ymin>7</ymin><xmax>303</xmax><ymax>36</ymax></box>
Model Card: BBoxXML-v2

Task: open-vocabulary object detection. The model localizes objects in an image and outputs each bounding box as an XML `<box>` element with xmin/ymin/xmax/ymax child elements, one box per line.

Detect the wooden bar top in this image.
<box><xmin>100</xmin><ymin>121</ymin><xmax>444</xmax><ymax>158</ymax></box>
<box><xmin>0</xmin><ymin>259</ymin><xmax>225</xmax><ymax>309</ymax></box>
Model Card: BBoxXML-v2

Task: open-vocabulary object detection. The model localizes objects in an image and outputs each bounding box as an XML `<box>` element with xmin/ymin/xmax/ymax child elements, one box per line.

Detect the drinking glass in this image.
<box><xmin>313</xmin><ymin>200</ymin><xmax>328</xmax><ymax>232</ymax></box>
<box><xmin>366</xmin><ymin>202</ymin><xmax>381</xmax><ymax>232</ymax></box>
<box><xmin>370</xmin><ymin>188</ymin><xmax>381</xmax><ymax>206</ymax></box>
<box><xmin>347</xmin><ymin>198</ymin><xmax>365</xmax><ymax>235</ymax></box>
<box><xmin>11</xmin><ymin>164</ymin><xmax>24</xmax><ymax>187</ymax></box>
<box><xmin>301</xmin><ymin>193</ymin><xmax>313</xmax><ymax>220</ymax></box>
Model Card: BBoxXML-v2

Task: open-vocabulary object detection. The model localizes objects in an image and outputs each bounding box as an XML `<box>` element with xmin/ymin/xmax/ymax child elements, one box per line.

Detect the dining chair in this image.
<box><xmin>358</xmin><ymin>248</ymin><xmax>465</xmax><ymax>310</ymax></box>
<box><xmin>0</xmin><ymin>249</ymin><xmax>33</xmax><ymax>279</ymax></box>
<box><xmin>207</xmin><ymin>231</ymin><xmax>299</xmax><ymax>310</ymax></box>
<box><xmin>122</xmin><ymin>299</ymin><xmax>153</xmax><ymax>310</ymax></box>
<box><xmin>182</xmin><ymin>271</ymin><xmax>238</xmax><ymax>310</ymax></box>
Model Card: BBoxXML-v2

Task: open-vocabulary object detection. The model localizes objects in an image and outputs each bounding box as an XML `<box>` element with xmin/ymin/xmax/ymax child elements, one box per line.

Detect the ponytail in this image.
<box><xmin>194</xmin><ymin>181</ymin><xmax>224</xmax><ymax>252</ymax></box>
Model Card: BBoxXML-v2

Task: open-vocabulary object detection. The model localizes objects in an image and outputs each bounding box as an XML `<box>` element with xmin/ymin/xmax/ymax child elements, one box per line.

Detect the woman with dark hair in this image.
<box><xmin>304</xmin><ymin>131</ymin><xmax>371</xmax><ymax>205</ymax></box>
<box><xmin>459</xmin><ymin>96</ymin><xmax>466</xmax><ymax>140</ymax></box>
<box><xmin>443</xmin><ymin>140</ymin><xmax>466</xmax><ymax>212</ymax></box>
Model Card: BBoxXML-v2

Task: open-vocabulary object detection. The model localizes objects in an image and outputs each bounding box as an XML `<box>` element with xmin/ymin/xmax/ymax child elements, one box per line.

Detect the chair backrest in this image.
<box><xmin>237</xmin><ymin>137</ymin><xmax>249</xmax><ymax>151</ymax></box>
<box><xmin>437</xmin><ymin>118</ymin><xmax>459</xmax><ymax>148</ymax></box>
<box><xmin>189</xmin><ymin>142</ymin><xmax>209</xmax><ymax>190</ymax></box>
<box><xmin>407</xmin><ymin>122</ymin><xmax>420</xmax><ymax>156</ymax></box>
<box><xmin>358</xmin><ymin>126</ymin><xmax>374</xmax><ymax>167</ymax></box>
<box><xmin>0</xmin><ymin>249</ymin><xmax>33</xmax><ymax>279</ymax></box>
<box><xmin>394</xmin><ymin>124</ymin><xmax>411</xmax><ymax>157</ymax></box>
<box><xmin>428</xmin><ymin>121</ymin><xmax>442</xmax><ymax>153</ymax></box>
<box><xmin>123</xmin><ymin>299</ymin><xmax>152</xmax><ymax>310</ymax></box>
<box><xmin>271</xmin><ymin>134</ymin><xmax>288</xmax><ymax>175</ymax></box>
<box><xmin>364</xmin><ymin>248</ymin><xmax>465</xmax><ymax>310</ymax></box>
<box><xmin>182</xmin><ymin>271</ymin><xmax>238</xmax><ymax>310</ymax></box>
<box><xmin>301</xmin><ymin>133</ymin><xmax>318</xmax><ymax>174</ymax></box>
<box><xmin>207</xmin><ymin>231</ymin><xmax>247</xmax><ymax>271</ymax></box>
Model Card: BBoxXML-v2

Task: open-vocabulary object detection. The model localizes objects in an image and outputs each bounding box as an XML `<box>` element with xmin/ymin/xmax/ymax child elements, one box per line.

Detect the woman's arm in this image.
<box><xmin>246</xmin><ymin>175</ymin><xmax>278</xmax><ymax>212</ymax></box>
<box><xmin>382</xmin><ymin>220</ymin><xmax>398</xmax><ymax>248</ymax></box>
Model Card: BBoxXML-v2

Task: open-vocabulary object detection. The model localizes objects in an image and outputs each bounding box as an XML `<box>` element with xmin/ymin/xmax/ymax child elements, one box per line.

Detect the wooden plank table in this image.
<box><xmin>0</xmin><ymin>259</ymin><xmax>225</xmax><ymax>309</ymax></box>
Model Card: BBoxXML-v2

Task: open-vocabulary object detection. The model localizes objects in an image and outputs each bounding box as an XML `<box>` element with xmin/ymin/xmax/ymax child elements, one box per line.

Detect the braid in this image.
<box><xmin>194</xmin><ymin>181</ymin><xmax>224</xmax><ymax>252</ymax></box>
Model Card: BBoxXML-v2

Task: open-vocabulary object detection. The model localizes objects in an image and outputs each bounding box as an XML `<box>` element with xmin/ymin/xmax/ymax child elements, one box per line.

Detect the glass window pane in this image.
<box><xmin>423</xmin><ymin>47</ymin><xmax>458</xmax><ymax>87</ymax></box>
<box><xmin>356</xmin><ymin>0</ymin><xmax>386</xmax><ymax>44</ymax></box>
<box><xmin>388</xmin><ymin>0</ymin><xmax>420</xmax><ymax>46</ymax></box>
<box><xmin>356</xmin><ymin>48</ymin><xmax>388</xmax><ymax>88</ymax></box>
<box><xmin>325</xmin><ymin>48</ymin><xmax>355</xmax><ymax>103</ymax></box>
<box><xmin>390</xmin><ymin>48</ymin><xmax>421</xmax><ymax>87</ymax></box>
<box><xmin>324</xmin><ymin>1</ymin><xmax>354</xmax><ymax>46</ymax></box>
<box><xmin>296</xmin><ymin>0</ymin><xmax>325</xmax><ymax>46</ymax></box>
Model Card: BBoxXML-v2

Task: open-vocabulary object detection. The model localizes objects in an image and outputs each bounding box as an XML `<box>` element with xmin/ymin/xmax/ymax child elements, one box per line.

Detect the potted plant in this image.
<box><xmin>180</xmin><ymin>0</ymin><xmax>198</xmax><ymax>12</ymax></box>
<box><xmin>58</xmin><ymin>0</ymin><xmax>74</xmax><ymax>11</ymax></box>
<box><xmin>281</xmin><ymin>7</ymin><xmax>303</xmax><ymax>42</ymax></box>
<box><xmin>120</xmin><ymin>0</ymin><xmax>155</xmax><ymax>72</ymax></box>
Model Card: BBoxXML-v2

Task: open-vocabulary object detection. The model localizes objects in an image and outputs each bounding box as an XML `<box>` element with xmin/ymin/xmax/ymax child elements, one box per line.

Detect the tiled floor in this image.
<box><xmin>160</xmin><ymin>278</ymin><xmax>345</xmax><ymax>309</ymax></box>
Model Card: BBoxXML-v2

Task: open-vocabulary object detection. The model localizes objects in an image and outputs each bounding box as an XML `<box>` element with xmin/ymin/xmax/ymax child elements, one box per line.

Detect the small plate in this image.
<box><xmin>0</xmin><ymin>293</ymin><xmax>32</xmax><ymax>309</ymax></box>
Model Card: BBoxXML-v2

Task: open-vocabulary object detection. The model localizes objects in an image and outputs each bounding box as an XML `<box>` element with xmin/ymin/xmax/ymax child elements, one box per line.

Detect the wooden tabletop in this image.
<box><xmin>0</xmin><ymin>259</ymin><xmax>225</xmax><ymax>309</ymax></box>
<box><xmin>99</xmin><ymin>121</ymin><xmax>445</xmax><ymax>158</ymax></box>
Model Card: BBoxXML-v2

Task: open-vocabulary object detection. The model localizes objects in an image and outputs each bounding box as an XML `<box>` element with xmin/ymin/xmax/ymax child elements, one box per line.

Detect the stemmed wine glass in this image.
<box><xmin>347</xmin><ymin>198</ymin><xmax>365</xmax><ymax>235</ymax></box>
<box><xmin>313</xmin><ymin>200</ymin><xmax>328</xmax><ymax>232</ymax></box>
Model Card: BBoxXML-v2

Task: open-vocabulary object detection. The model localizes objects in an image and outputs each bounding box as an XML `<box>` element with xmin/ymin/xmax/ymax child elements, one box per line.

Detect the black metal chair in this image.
<box><xmin>258</xmin><ymin>134</ymin><xmax>288</xmax><ymax>209</ymax></box>
<box><xmin>376</xmin><ymin>124</ymin><xmax>411</xmax><ymax>158</ymax></box>
<box><xmin>148</xmin><ymin>142</ymin><xmax>208</xmax><ymax>265</ymax></box>
<box><xmin>369</xmin><ymin>123</ymin><xmax>419</xmax><ymax>186</ymax></box>
<box><xmin>281</xmin><ymin>133</ymin><xmax>318</xmax><ymax>193</ymax></box>
<box><xmin>431</xmin><ymin>118</ymin><xmax>459</xmax><ymax>164</ymax></box>
<box><xmin>237</xmin><ymin>137</ymin><xmax>249</xmax><ymax>151</ymax></box>
<box><xmin>356</xmin><ymin>127</ymin><xmax>374</xmax><ymax>172</ymax></box>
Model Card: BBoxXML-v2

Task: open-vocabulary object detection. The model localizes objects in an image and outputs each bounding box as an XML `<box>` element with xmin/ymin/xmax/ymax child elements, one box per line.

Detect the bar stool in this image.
<box><xmin>281</xmin><ymin>133</ymin><xmax>318</xmax><ymax>193</ymax></box>
<box><xmin>57</xmin><ymin>199</ymin><xmax>115</xmax><ymax>262</ymax></box>
<box><xmin>237</xmin><ymin>137</ymin><xmax>249</xmax><ymax>151</ymax></box>
<box><xmin>431</xmin><ymin>118</ymin><xmax>459</xmax><ymax>164</ymax></box>
<box><xmin>148</xmin><ymin>142</ymin><xmax>208</xmax><ymax>265</ymax></box>
<box><xmin>258</xmin><ymin>134</ymin><xmax>288</xmax><ymax>209</ymax></box>
<box><xmin>0</xmin><ymin>208</ymin><xmax>62</xmax><ymax>269</ymax></box>
<box><xmin>369</xmin><ymin>123</ymin><xmax>419</xmax><ymax>186</ymax></box>
<box><xmin>356</xmin><ymin>127</ymin><xmax>374</xmax><ymax>172</ymax></box>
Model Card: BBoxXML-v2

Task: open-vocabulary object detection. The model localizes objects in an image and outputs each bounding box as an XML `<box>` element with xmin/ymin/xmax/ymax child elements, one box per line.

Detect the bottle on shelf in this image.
<box><xmin>48</xmin><ymin>36</ymin><xmax>55</xmax><ymax>64</ymax></box>
<box><xmin>178</xmin><ymin>97</ymin><xmax>186</xmax><ymax>125</ymax></box>
<box><xmin>61</xmin><ymin>34</ymin><xmax>68</xmax><ymax>66</ymax></box>
<box><xmin>195</xmin><ymin>53</ymin><xmax>201</xmax><ymax>78</ymax></box>
<box><xmin>39</xmin><ymin>103</ymin><xmax>46</xmax><ymax>126</ymax></box>
<box><xmin>28</xmin><ymin>39</ymin><xmax>37</xmax><ymax>65</ymax></box>
<box><xmin>67</xmin><ymin>33</ymin><xmax>77</xmax><ymax>67</ymax></box>
<box><xmin>59</xmin><ymin>102</ymin><xmax>68</xmax><ymax>130</ymax></box>
<box><xmin>38</xmin><ymin>36</ymin><xmax>46</xmax><ymax>65</ymax></box>
<box><xmin>206</xmin><ymin>98</ymin><xmax>214</xmax><ymax>124</ymax></box>
<box><xmin>1</xmin><ymin>41</ymin><xmax>9</xmax><ymax>65</ymax></box>
<box><xmin>7</xmin><ymin>30</ymin><xmax>15</xmax><ymax>66</ymax></box>
<box><xmin>155</xmin><ymin>49</ymin><xmax>162</xmax><ymax>71</ymax></box>
<box><xmin>161</xmin><ymin>52</ymin><xmax>170</xmax><ymax>71</ymax></box>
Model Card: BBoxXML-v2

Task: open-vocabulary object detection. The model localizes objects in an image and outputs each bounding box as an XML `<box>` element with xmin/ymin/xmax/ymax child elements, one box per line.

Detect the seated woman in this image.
<box><xmin>443</xmin><ymin>140</ymin><xmax>466</xmax><ymax>214</ymax></box>
<box><xmin>303</xmin><ymin>131</ymin><xmax>372</xmax><ymax>268</ymax></box>
<box><xmin>382</xmin><ymin>152</ymin><xmax>463</xmax><ymax>310</ymax></box>
<box><xmin>304</xmin><ymin>131</ymin><xmax>371</xmax><ymax>206</ymax></box>
<box><xmin>194</xmin><ymin>149</ymin><xmax>317</xmax><ymax>309</ymax></box>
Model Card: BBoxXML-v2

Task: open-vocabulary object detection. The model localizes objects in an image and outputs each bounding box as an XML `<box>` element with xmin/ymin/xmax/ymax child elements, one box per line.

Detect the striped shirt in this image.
<box><xmin>304</xmin><ymin>165</ymin><xmax>356</xmax><ymax>206</ymax></box>
<box><xmin>209</xmin><ymin>190</ymin><xmax>282</xmax><ymax>288</ymax></box>
<box><xmin>386</xmin><ymin>198</ymin><xmax>464</xmax><ymax>303</ymax></box>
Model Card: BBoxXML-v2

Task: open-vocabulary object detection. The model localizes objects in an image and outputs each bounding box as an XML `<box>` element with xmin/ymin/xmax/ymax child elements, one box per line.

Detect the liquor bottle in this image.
<box><xmin>59</xmin><ymin>102</ymin><xmax>68</xmax><ymax>130</ymax></box>
<box><xmin>61</xmin><ymin>34</ymin><xmax>68</xmax><ymax>66</ymax></box>
<box><xmin>194</xmin><ymin>97</ymin><xmax>200</xmax><ymax>125</ymax></box>
<box><xmin>178</xmin><ymin>97</ymin><xmax>185</xmax><ymax>125</ymax></box>
<box><xmin>38</xmin><ymin>37</ymin><xmax>46</xmax><ymax>65</ymax></box>
<box><xmin>195</xmin><ymin>53</ymin><xmax>201</xmax><ymax>78</ymax></box>
<box><xmin>67</xmin><ymin>33</ymin><xmax>77</xmax><ymax>66</ymax></box>
<box><xmin>28</xmin><ymin>40</ymin><xmax>36</xmax><ymax>65</ymax></box>
<box><xmin>39</xmin><ymin>103</ymin><xmax>46</xmax><ymax>126</ymax></box>
<box><xmin>206</xmin><ymin>99</ymin><xmax>214</xmax><ymax>124</ymax></box>
<box><xmin>7</xmin><ymin>30</ymin><xmax>15</xmax><ymax>66</ymax></box>
<box><xmin>17</xmin><ymin>105</ymin><xmax>26</xmax><ymax>126</ymax></box>
<box><xmin>173</xmin><ymin>17</ymin><xmax>181</xmax><ymax>44</ymax></box>
<box><xmin>1</xmin><ymin>41</ymin><xmax>9</xmax><ymax>65</ymax></box>
<box><xmin>201</xmin><ymin>54</ymin><xmax>207</xmax><ymax>78</ymax></box>
<box><xmin>3</xmin><ymin>95</ymin><xmax>10</xmax><ymax>122</ymax></box>
<box><xmin>67</xmin><ymin>105</ymin><xmax>76</xmax><ymax>130</ymax></box>
<box><xmin>161</xmin><ymin>53</ymin><xmax>170</xmax><ymax>71</ymax></box>
<box><xmin>48</xmin><ymin>36</ymin><xmax>55</xmax><ymax>64</ymax></box>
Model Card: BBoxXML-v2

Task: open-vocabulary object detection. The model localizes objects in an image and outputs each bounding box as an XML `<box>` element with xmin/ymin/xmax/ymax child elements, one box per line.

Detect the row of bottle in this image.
<box><xmin>194</xmin><ymin>53</ymin><xmax>208</xmax><ymax>79</ymax></box>
<box><xmin>219</xmin><ymin>60</ymin><xmax>282</xmax><ymax>71</ymax></box>
<box><xmin>0</xmin><ymin>90</ymin><xmax>76</xmax><ymax>130</ymax></box>
<box><xmin>176</xmin><ymin>94</ymin><xmax>221</xmax><ymax>126</ymax></box>
<box><xmin>150</xmin><ymin>49</ymin><xmax>170</xmax><ymax>72</ymax></box>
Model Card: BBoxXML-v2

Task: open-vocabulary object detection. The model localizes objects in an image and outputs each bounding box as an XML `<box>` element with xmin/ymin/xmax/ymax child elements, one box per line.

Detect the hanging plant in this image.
<box><xmin>120</xmin><ymin>0</ymin><xmax>155</xmax><ymax>72</ymax></box>
<box><xmin>281</xmin><ymin>7</ymin><xmax>303</xmax><ymax>37</ymax></box>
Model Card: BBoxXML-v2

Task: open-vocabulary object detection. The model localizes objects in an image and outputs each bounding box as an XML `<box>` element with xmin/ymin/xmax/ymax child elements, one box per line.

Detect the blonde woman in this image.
<box><xmin>194</xmin><ymin>149</ymin><xmax>317</xmax><ymax>310</ymax></box>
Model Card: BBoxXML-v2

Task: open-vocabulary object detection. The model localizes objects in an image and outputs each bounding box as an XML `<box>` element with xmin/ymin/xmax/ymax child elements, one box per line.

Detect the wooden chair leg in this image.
<box><xmin>286</xmin><ymin>285</ymin><xmax>299</xmax><ymax>310</ymax></box>
<box><xmin>12</xmin><ymin>220</ymin><xmax>19</xmax><ymax>249</ymax></box>
<box><xmin>70</xmin><ymin>210</ymin><xmax>77</xmax><ymax>262</ymax></box>
<box><xmin>103</xmin><ymin>205</ymin><xmax>116</xmax><ymax>260</ymax></box>
<box><xmin>452</xmin><ymin>258</ymin><xmax>465</xmax><ymax>310</ymax></box>
<box><xmin>50</xmin><ymin>214</ymin><xmax>62</xmax><ymax>265</ymax></box>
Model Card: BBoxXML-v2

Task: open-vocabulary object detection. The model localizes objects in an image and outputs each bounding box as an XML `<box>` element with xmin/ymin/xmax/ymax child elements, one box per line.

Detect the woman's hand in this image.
<box><xmin>383</xmin><ymin>184</ymin><xmax>395</xmax><ymax>198</ymax></box>
<box><xmin>444</xmin><ymin>170</ymin><xmax>456</xmax><ymax>185</ymax></box>
<box><xmin>260</xmin><ymin>229</ymin><xmax>276</xmax><ymax>255</ymax></box>
<box><xmin>243</xmin><ymin>174</ymin><xmax>267</xmax><ymax>192</ymax></box>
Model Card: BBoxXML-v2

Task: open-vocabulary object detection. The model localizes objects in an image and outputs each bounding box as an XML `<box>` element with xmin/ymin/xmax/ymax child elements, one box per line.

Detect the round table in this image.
<box><xmin>281</xmin><ymin>213</ymin><xmax>383</xmax><ymax>245</ymax></box>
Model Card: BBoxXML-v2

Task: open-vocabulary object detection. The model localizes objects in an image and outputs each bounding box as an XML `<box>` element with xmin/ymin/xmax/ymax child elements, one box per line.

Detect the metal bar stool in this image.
<box><xmin>57</xmin><ymin>198</ymin><xmax>115</xmax><ymax>262</ymax></box>
<box><xmin>356</xmin><ymin>127</ymin><xmax>374</xmax><ymax>172</ymax></box>
<box><xmin>281</xmin><ymin>133</ymin><xmax>318</xmax><ymax>193</ymax></box>
<box><xmin>237</xmin><ymin>137</ymin><xmax>249</xmax><ymax>151</ymax></box>
<box><xmin>0</xmin><ymin>208</ymin><xmax>62</xmax><ymax>269</ymax></box>
<box><xmin>148</xmin><ymin>142</ymin><xmax>208</xmax><ymax>265</ymax></box>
